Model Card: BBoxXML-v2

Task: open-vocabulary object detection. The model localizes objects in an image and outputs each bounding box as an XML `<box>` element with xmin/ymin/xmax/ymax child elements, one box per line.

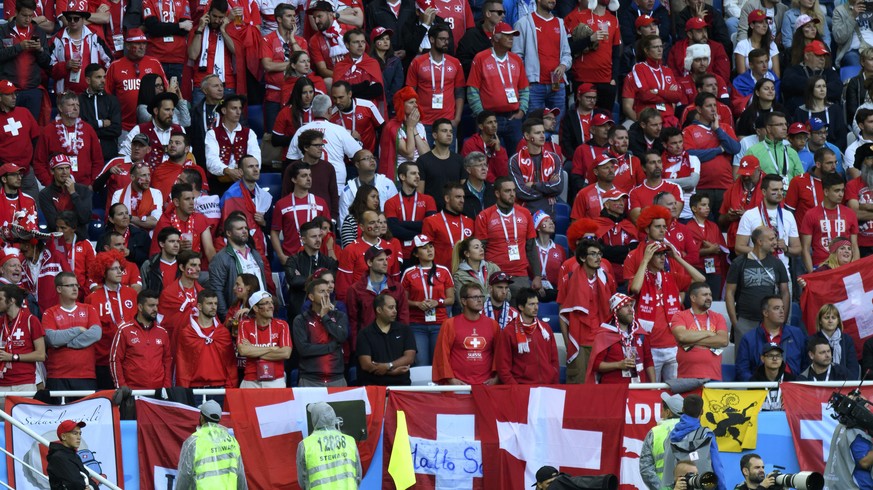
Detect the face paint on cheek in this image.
<box><xmin>187</xmin><ymin>268</ymin><xmax>196</xmax><ymax>275</ymax></box>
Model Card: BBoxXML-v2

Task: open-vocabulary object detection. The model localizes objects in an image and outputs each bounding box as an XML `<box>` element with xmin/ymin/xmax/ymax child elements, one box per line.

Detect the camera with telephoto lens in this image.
<box><xmin>767</xmin><ymin>469</ymin><xmax>824</xmax><ymax>490</ymax></box>
<box><xmin>683</xmin><ymin>472</ymin><xmax>718</xmax><ymax>490</ymax></box>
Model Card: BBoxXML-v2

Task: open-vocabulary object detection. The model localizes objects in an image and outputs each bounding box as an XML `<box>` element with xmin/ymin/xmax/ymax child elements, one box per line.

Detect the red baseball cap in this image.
<box><xmin>0</xmin><ymin>163</ymin><xmax>24</xmax><ymax>177</ymax></box>
<box><xmin>594</xmin><ymin>156</ymin><xmax>618</xmax><ymax>168</ymax></box>
<box><xmin>544</xmin><ymin>107</ymin><xmax>561</xmax><ymax>117</ymax></box>
<box><xmin>125</xmin><ymin>28</ymin><xmax>148</xmax><ymax>43</ymax></box>
<box><xmin>602</xmin><ymin>188</ymin><xmax>629</xmax><ymax>201</ymax></box>
<box><xmin>747</xmin><ymin>9</ymin><xmax>771</xmax><ymax>23</ymax></box>
<box><xmin>804</xmin><ymin>40</ymin><xmax>829</xmax><ymax>55</ymax></box>
<box><xmin>737</xmin><ymin>155</ymin><xmax>760</xmax><ymax>176</ymax></box>
<box><xmin>57</xmin><ymin>420</ymin><xmax>86</xmax><ymax>439</ymax></box>
<box><xmin>788</xmin><ymin>122</ymin><xmax>810</xmax><ymax>135</ymax></box>
<box><xmin>370</xmin><ymin>27</ymin><xmax>393</xmax><ymax>43</ymax></box>
<box><xmin>592</xmin><ymin>113</ymin><xmax>614</xmax><ymax>126</ymax></box>
<box><xmin>685</xmin><ymin>16</ymin><xmax>709</xmax><ymax>31</ymax></box>
<box><xmin>415</xmin><ymin>0</ymin><xmax>432</xmax><ymax>11</ymax></box>
<box><xmin>635</xmin><ymin>14</ymin><xmax>658</xmax><ymax>29</ymax></box>
<box><xmin>494</xmin><ymin>22</ymin><xmax>520</xmax><ymax>36</ymax></box>
<box><xmin>0</xmin><ymin>80</ymin><xmax>17</xmax><ymax>95</ymax></box>
<box><xmin>577</xmin><ymin>83</ymin><xmax>597</xmax><ymax>96</ymax></box>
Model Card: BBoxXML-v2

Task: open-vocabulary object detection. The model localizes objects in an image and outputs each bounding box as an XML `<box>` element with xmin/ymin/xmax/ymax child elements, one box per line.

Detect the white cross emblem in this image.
<box><xmin>469</xmin><ymin>337</ymin><xmax>482</xmax><ymax>349</ymax></box>
<box><xmin>409</xmin><ymin>414</ymin><xmax>483</xmax><ymax>487</ymax></box>
<box><xmin>641</xmin><ymin>294</ymin><xmax>653</xmax><ymax>304</ymax></box>
<box><xmin>834</xmin><ymin>272</ymin><xmax>873</xmax><ymax>338</ymax></box>
<box><xmin>666</xmin><ymin>296</ymin><xmax>677</xmax><ymax>306</ymax></box>
<box><xmin>3</xmin><ymin>117</ymin><xmax>22</xmax><ymax>136</ymax></box>
<box><xmin>11</xmin><ymin>329</ymin><xmax>24</xmax><ymax>341</ymax></box>
<box><xmin>497</xmin><ymin>387</ymin><xmax>604</xmax><ymax>488</ymax></box>
<box><xmin>799</xmin><ymin>402</ymin><xmax>838</xmax><ymax>463</ymax></box>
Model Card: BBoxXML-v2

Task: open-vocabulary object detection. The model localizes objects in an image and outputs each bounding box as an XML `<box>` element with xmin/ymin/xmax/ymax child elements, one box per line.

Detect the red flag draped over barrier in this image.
<box><xmin>224</xmin><ymin>386</ymin><xmax>386</xmax><ymax>490</ymax></box>
<box><xmin>799</xmin><ymin>255</ymin><xmax>873</xmax><ymax>358</ymax></box>
<box><xmin>782</xmin><ymin>384</ymin><xmax>873</xmax><ymax>473</ymax></box>
<box><xmin>474</xmin><ymin>385</ymin><xmax>628</xmax><ymax>488</ymax></box>
<box><xmin>382</xmin><ymin>391</ymin><xmax>483</xmax><ymax>490</ymax></box>
<box><xmin>620</xmin><ymin>390</ymin><xmax>671</xmax><ymax>490</ymax></box>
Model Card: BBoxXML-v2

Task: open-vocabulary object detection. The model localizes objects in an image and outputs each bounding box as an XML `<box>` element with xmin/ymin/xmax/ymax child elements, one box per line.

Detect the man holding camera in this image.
<box><xmin>824</xmin><ymin>412</ymin><xmax>873</xmax><ymax>490</ymax></box>
<box><xmin>672</xmin><ymin>460</ymin><xmax>701</xmax><ymax>490</ymax></box>
<box><xmin>661</xmin><ymin>394</ymin><xmax>727</xmax><ymax>490</ymax></box>
<box><xmin>735</xmin><ymin>454</ymin><xmax>782</xmax><ymax>490</ymax></box>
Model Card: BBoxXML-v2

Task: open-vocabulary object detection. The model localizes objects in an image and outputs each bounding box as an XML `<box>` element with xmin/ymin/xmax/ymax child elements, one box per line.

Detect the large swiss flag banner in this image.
<box><xmin>620</xmin><ymin>390</ymin><xmax>671</xmax><ymax>490</ymax></box>
<box><xmin>799</xmin><ymin>255</ymin><xmax>873</xmax><ymax>357</ymax></box>
<box><xmin>224</xmin><ymin>386</ymin><xmax>386</xmax><ymax>490</ymax></box>
<box><xmin>474</xmin><ymin>385</ymin><xmax>628</xmax><ymax>488</ymax></box>
<box><xmin>782</xmin><ymin>384</ymin><xmax>873</xmax><ymax>473</ymax></box>
<box><xmin>382</xmin><ymin>391</ymin><xmax>483</xmax><ymax>490</ymax></box>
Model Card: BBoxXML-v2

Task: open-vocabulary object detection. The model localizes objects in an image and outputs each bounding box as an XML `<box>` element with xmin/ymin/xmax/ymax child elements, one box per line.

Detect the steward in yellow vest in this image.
<box><xmin>176</xmin><ymin>400</ymin><xmax>247</xmax><ymax>490</ymax></box>
<box><xmin>296</xmin><ymin>402</ymin><xmax>362</xmax><ymax>490</ymax></box>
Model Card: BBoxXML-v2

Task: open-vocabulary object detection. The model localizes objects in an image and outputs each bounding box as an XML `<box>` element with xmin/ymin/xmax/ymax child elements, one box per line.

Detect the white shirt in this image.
<box><xmin>338</xmin><ymin>173</ymin><xmax>398</xmax><ymax>224</ymax></box>
<box><xmin>110</xmin><ymin>186</ymin><xmax>163</xmax><ymax>223</ymax></box>
<box><xmin>120</xmin><ymin>122</ymin><xmax>177</xmax><ymax>157</ymax></box>
<box><xmin>205</xmin><ymin>122</ymin><xmax>262</xmax><ymax>176</ymax></box>
<box><xmin>286</xmin><ymin>119</ymin><xmax>363</xmax><ymax>194</ymax></box>
<box><xmin>737</xmin><ymin>205</ymin><xmax>799</xmax><ymax>274</ymax></box>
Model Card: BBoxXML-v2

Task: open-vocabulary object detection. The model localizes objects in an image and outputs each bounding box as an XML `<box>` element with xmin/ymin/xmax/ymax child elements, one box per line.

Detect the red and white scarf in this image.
<box><xmin>662</xmin><ymin>150</ymin><xmax>693</xmax><ymax>179</ymax></box>
<box><xmin>215</xmin><ymin>124</ymin><xmax>249</xmax><ymax>167</ymax></box>
<box><xmin>198</xmin><ymin>26</ymin><xmax>227</xmax><ymax>81</ymax></box>
<box><xmin>56</xmin><ymin>117</ymin><xmax>85</xmax><ymax>155</ymax></box>
<box><xmin>636</xmin><ymin>269</ymin><xmax>681</xmax><ymax>333</ymax></box>
<box><xmin>516</xmin><ymin>146</ymin><xmax>558</xmax><ymax>184</ymax></box>
<box><xmin>512</xmin><ymin>318</ymin><xmax>551</xmax><ymax>354</ymax></box>
<box><xmin>323</xmin><ymin>20</ymin><xmax>348</xmax><ymax>59</ymax></box>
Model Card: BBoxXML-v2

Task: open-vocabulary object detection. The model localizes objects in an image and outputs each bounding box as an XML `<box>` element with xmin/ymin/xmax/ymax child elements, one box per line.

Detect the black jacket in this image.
<box><xmin>560</xmin><ymin>108</ymin><xmax>609</xmax><ymax>164</ymax></box>
<box><xmin>0</xmin><ymin>20</ymin><xmax>51</xmax><ymax>91</ymax></box>
<box><xmin>47</xmin><ymin>442</ymin><xmax>98</xmax><ymax>490</ymax></box>
<box><xmin>284</xmin><ymin>251</ymin><xmax>338</xmax><ymax>320</ymax></box>
<box><xmin>399</xmin><ymin>15</ymin><xmax>453</xmax><ymax>65</ymax></box>
<box><xmin>461</xmin><ymin>181</ymin><xmax>495</xmax><ymax>220</ymax></box>
<box><xmin>456</xmin><ymin>23</ymin><xmax>491</xmax><ymax>77</ymax></box>
<box><xmin>97</xmin><ymin>226</ymin><xmax>150</xmax><ymax>266</ymax></box>
<box><xmin>79</xmin><ymin>90</ymin><xmax>122</xmax><ymax>162</ymax></box>
<box><xmin>628</xmin><ymin>122</ymin><xmax>665</xmax><ymax>158</ymax></box>
<box><xmin>673</xmin><ymin>6</ymin><xmax>732</xmax><ymax>57</ymax></box>
<box><xmin>38</xmin><ymin>184</ymin><xmax>93</xmax><ymax>238</ymax></box>
<box><xmin>780</xmin><ymin>64</ymin><xmax>842</xmax><ymax>116</ymax></box>
<box><xmin>617</xmin><ymin>1</ymin><xmax>671</xmax><ymax>65</ymax></box>
<box><xmin>140</xmin><ymin>253</ymin><xmax>167</xmax><ymax>294</ymax></box>
<box><xmin>189</xmin><ymin>100</ymin><xmax>220</xmax><ymax>168</ymax></box>
<box><xmin>365</xmin><ymin>0</ymin><xmax>417</xmax><ymax>54</ymax></box>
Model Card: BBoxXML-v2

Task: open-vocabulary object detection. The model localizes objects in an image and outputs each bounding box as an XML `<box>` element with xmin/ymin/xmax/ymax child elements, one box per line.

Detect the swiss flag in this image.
<box><xmin>782</xmin><ymin>384</ymin><xmax>873</xmax><ymax>472</ymax></box>
<box><xmin>799</xmin><ymin>255</ymin><xmax>873</xmax><ymax>358</ymax></box>
<box><xmin>474</xmin><ymin>385</ymin><xmax>628</xmax><ymax>488</ymax></box>
<box><xmin>620</xmin><ymin>390</ymin><xmax>672</xmax><ymax>490</ymax></box>
<box><xmin>382</xmin><ymin>391</ymin><xmax>484</xmax><ymax>489</ymax></box>
<box><xmin>224</xmin><ymin>386</ymin><xmax>385</xmax><ymax>490</ymax></box>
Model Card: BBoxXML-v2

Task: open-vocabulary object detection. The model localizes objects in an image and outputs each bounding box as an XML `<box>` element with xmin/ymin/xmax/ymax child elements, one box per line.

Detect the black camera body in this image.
<box><xmin>829</xmin><ymin>391</ymin><xmax>873</xmax><ymax>434</ymax></box>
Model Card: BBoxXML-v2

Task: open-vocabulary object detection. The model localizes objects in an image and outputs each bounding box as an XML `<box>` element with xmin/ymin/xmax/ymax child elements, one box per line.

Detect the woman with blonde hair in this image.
<box><xmin>805</xmin><ymin>304</ymin><xmax>860</xmax><ymax>379</ymax></box>
<box><xmin>452</xmin><ymin>237</ymin><xmax>501</xmax><ymax>306</ymax></box>
<box><xmin>782</xmin><ymin>0</ymin><xmax>830</xmax><ymax>50</ymax></box>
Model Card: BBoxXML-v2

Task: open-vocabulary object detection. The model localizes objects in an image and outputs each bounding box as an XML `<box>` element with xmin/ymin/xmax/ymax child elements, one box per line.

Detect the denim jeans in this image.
<box><xmin>528</xmin><ymin>82</ymin><xmax>567</xmax><ymax>130</ymax></box>
<box><xmin>411</xmin><ymin>323</ymin><xmax>442</xmax><ymax>366</ymax></box>
<box><xmin>15</xmin><ymin>88</ymin><xmax>44</xmax><ymax>122</ymax></box>
<box><xmin>264</xmin><ymin>100</ymin><xmax>282</xmax><ymax>135</ymax></box>
<box><xmin>494</xmin><ymin>115</ymin><xmax>523</xmax><ymax>159</ymax></box>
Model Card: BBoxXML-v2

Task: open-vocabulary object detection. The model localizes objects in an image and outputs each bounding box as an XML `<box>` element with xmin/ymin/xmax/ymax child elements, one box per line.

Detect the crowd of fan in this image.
<box><xmin>0</xmin><ymin>0</ymin><xmax>870</xmax><ymax>396</ymax></box>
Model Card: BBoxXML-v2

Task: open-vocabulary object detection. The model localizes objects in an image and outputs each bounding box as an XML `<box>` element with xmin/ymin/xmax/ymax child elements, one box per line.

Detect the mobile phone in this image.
<box><xmin>170</xmin><ymin>76</ymin><xmax>178</xmax><ymax>86</ymax></box>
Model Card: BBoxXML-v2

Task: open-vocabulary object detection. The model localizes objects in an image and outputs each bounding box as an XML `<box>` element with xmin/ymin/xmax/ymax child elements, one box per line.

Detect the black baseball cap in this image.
<box><xmin>533</xmin><ymin>466</ymin><xmax>561</xmax><ymax>486</ymax></box>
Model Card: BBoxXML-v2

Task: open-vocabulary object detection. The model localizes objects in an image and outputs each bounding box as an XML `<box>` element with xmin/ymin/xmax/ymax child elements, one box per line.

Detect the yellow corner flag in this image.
<box><xmin>389</xmin><ymin>410</ymin><xmax>416</xmax><ymax>489</ymax></box>
<box><xmin>701</xmin><ymin>388</ymin><xmax>767</xmax><ymax>452</ymax></box>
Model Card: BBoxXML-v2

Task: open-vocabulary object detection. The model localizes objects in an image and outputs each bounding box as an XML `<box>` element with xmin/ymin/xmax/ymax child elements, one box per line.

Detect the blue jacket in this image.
<box><xmin>666</xmin><ymin>415</ymin><xmax>727</xmax><ymax>490</ymax></box>
<box><xmin>736</xmin><ymin>324</ymin><xmax>807</xmax><ymax>381</ymax></box>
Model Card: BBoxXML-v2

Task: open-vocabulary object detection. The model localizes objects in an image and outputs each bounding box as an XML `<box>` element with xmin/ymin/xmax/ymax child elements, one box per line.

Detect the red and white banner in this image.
<box><xmin>382</xmin><ymin>391</ymin><xmax>483</xmax><ymax>490</ymax></box>
<box><xmin>782</xmin><ymin>384</ymin><xmax>873</xmax><ymax>473</ymax></box>
<box><xmin>800</xmin><ymin>255</ymin><xmax>873</xmax><ymax>357</ymax></box>
<box><xmin>224</xmin><ymin>386</ymin><xmax>386</xmax><ymax>490</ymax></box>
<box><xmin>474</xmin><ymin>385</ymin><xmax>628</xmax><ymax>488</ymax></box>
<box><xmin>136</xmin><ymin>397</ymin><xmax>231</xmax><ymax>490</ymax></box>
<box><xmin>4</xmin><ymin>391</ymin><xmax>123</xmax><ymax>490</ymax></box>
<box><xmin>619</xmin><ymin>389</ymin><xmax>671</xmax><ymax>490</ymax></box>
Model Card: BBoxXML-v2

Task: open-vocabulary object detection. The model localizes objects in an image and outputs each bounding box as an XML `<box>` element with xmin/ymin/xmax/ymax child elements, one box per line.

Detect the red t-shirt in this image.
<box><xmin>0</xmin><ymin>310</ymin><xmax>44</xmax><ymax>386</ymax></box>
<box><xmin>467</xmin><ymin>49</ymin><xmax>529</xmax><ymax>114</ymax></box>
<box><xmin>421</xmin><ymin>211</ymin><xmax>474</xmax><ymax>271</ymax></box>
<box><xmin>406</xmin><ymin>54</ymin><xmax>466</xmax><ymax>124</ymax></box>
<box><xmin>685</xmin><ymin>217</ymin><xmax>728</xmax><ymax>275</ymax></box>
<box><xmin>42</xmin><ymin>303</ymin><xmax>101</xmax><ymax>379</ymax></box>
<box><xmin>142</xmin><ymin>0</ymin><xmax>191</xmax><ymax>63</ymax></box>
<box><xmin>629</xmin><ymin>181</ymin><xmax>683</xmax><ymax>211</ymax></box>
<box><xmin>592</xmin><ymin>330</ymin><xmax>653</xmax><ymax>384</ymax></box>
<box><xmin>238</xmin><ymin>317</ymin><xmax>291</xmax><ymax>381</ymax></box>
<box><xmin>564</xmin><ymin>8</ymin><xmax>620</xmax><ymax>84</ymax></box>
<box><xmin>622</xmin><ymin>62</ymin><xmax>682</xmax><ymax>123</ymax></box>
<box><xmin>785</xmin><ymin>173</ymin><xmax>823</xmax><ymax>228</ymax></box>
<box><xmin>400</xmin><ymin>265</ymin><xmax>454</xmax><ymax>324</ymax></box>
<box><xmin>682</xmin><ymin>122</ymin><xmax>737</xmax><ymax>190</ymax></box>
<box><xmin>571</xmin><ymin>142</ymin><xmax>607</xmax><ymax>182</ymax></box>
<box><xmin>159</xmin><ymin>259</ymin><xmax>178</xmax><ymax>289</ymax></box>
<box><xmin>0</xmin><ymin>107</ymin><xmax>39</xmax><ymax>172</ymax></box>
<box><xmin>384</xmin><ymin>191</ymin><xmax>437</xmax><ymax>256</ymax></box>
<box><xmin>537</xmin><ymin>241</ymin><xmax>566</xmax><ymax>288</ymax></box>
<box><xmin>800</xmin><ymin>204</ymin><xmax>860</xmax><ymax>264</ymax></box>
<box><xmin>429</xmin><ymin>0</ymin><xmax>473</xmax><ymax>49</ymax></box>
<box><xmin>85</xmin><ymin>286</ymin><xmax>138</xmax><ymax>366</ymax></box>
<box><xmin>474</xmin><ymin>205</ymin><xmax>536</xmax><ymax>277</ymax></box>
<box><xmin>846</xmin><ymin>176</ymin><xmax>873</xmax><ymax>247</ymax></box>
<box><xmin>105</xmin><ymin>56</ymin><xmax>167</xmax><ymax>130</ymax></box>
<box><xmin>261</xmin><ymin>30</ymin><xmax>308</xmax><ymax>103</ymax></box>
<box><xmin>433</xmin><ymin>315</ymin><xmax>499</xmax><ymax>385</ymax></box>
<box><xmin>670</xmin><ymin>309</ymin><xmax>727</xmax><ymax>381</ymax></box>
<box><xmin>532</xmin><ymin>13</ymin><xmax>562</xmax><ymax>84</ymax></box>
<box><xmin>328</xmin><ymin>98</ymin><xmax>384</xmax><ymax>153</ymax></box>
<box><xmin>271</xmin><ymin>192</ymin><xmax>330</xmax><ymax>256</ymax></box>
<box><xmin>571</xmin><ymin>183</ymin><xmax>612</xmax><ymax>220</ymax></box>
<box><xmin>149</xmin><ymin>211</ymin><xmax>210</xmax><ymax>257</ymax></box>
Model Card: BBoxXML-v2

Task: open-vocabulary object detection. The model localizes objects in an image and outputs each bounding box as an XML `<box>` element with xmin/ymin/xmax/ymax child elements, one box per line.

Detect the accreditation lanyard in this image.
<box><xmin>809</xmin><ymin>174</ymin><xmax>819</xmax><ymax>207</ymax></box>
<box><xmin>821</xmin><ymin>203</ymin><xmax>841</xmax><ymax>242</ymax></box>
<box><xmin>645</xmin><ymin>62</ymin><xmax>665</xmax><ymax>91</ymax></box>
<box><xmin>1</xmin><ymin>311</ymin><xmax>22</xmax><ymax>349</ymax></box>
<box><xmin>538</xmin><ymin>241</ymin><xmax>554</xmax><ymax>276</ymax></box>
<box><xmin>339</xmin><ymin>103</ymin><xmax>356</xmax><ymax>134</ymax></box>
<box><xmin>749</xmin><ymin>252</ymin><xmax>777</xmax><ymax>294</ymax></box>
<box><xmin>692</xmin><ymin>311</ymin><xmax>711</xmax><ymax>332</ymax></box>
<box><xmin>430</xmin><ymin>55</ymin><xmax>445</xmax><ymax>94</ymax></box>
<box><xmin>104</xmin><ymin>285</ymin><xmax>124</xmax><ymax>326</ymax></box>
<box><xmin>441</xmin><ymin>211</ymin><xmax>465</xmax><ymax>244</ymax></box>
<box><xmin>292</xmin><ymin>194</ymin><xmax>315</xmax><ymax>233</ymax></box>
<box><xmin>492</xmin><ymin>50</ymin><xmax>513</xmax><ymax>89</ymax></box>
<box><xmin>401</xmin><ymin>192</ymin><xmax>420</xmax><ymax>221</ymax></box>
<box><xmin>768</xmin><ymin>143</ymin><xmax>788</xmax><ymax>177</ymax></box>
<box><xmin>418</xmin><ymin>266</ymin><xmax>433</xmax><ymax>300</ymax></box>
<box><xmin>254</xmin><ymin>321</ymin><xmax>274</xmax><ymax>346</ymax></box>
<box><xmin>498</xmin><ymin>208</ymin><xmax>519</xmax><ymax>244</ymax></box>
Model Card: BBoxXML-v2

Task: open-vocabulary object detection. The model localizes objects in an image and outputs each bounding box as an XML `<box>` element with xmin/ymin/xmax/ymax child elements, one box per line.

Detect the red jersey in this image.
<box><xmin>682</xmin><ymin>122</ymin><xmax>737</xmax><ymax>190</ymax></box>
<box><xmin>109</xmin><ymin>319</ymin><xmax>172</xmax><ymax>389</ymax></box>
<box><xmin>95</xmin><ymin>157</ymin><xmax>132</xmax><ymax>207</ymax></box>
<box><xmin>384</xmin><ymin>191</ymin><xmax>437</xmax><ymax>255</ymax></box>
<box><xmin>406</xmin><ymin>53</ymin><xmax>466</xmax><ymax>125</ymax></box>
<box><xmin>0</xmin><ymin>190</ymin><xmax>37</xmax><ymax>230</ymax></box>
<box><xmin>557</xmin><ymin>260</ymin><xmax>616</xmax><ymax>350</ymax></box>
<box><xmin>785</xmin><ymin>173</ymin><xmax>824</xmax><ymax>227</ymax></box>
<box><xmin>571</xmin><ymin>183</ymin><xmax>613</xmax><ymax>220</ymax></box>
<box><xmin>4</xmin><ymin>0</ymin><xmax>54</xmax><ymax>25</ymax></box>
<box><xmin>142</xmin><ymin>0</ymin><xmax>191</xmax><ymax>63</ymax></box>
<box><xmin>33</xmin><ymin>119</ymin><xmax>104</xmax><ymax>186</ymax></box>
<box><xmin>42</xmin><ymin>303</ymin><xmax>101</xmax><ymax>379</ymax></box>
<box><xmin>49</xmin><ymin>238</ymin><xmax>95</xmax><ymax>296</ymax></box>
<box><xmin>151</xmin><ymin>157</ymin><xmax>208</xmax><ymax>199</ymax></box>
<box><xmin>308</xmin><ymin>30</ymin><xmax>348</xmax><ymax>73</ymax></box>
<box><xmin>564</xmin><ymin>8</ymin><xmax>620</xmax><ymax>83</ymax></box>
<box><xmin>461</xmin><ymin>133</ymin><xmax>509</xmax><ymax>183</ymax></box>
<box><xmin>84</xmin><ymin>285</ymin><xmax>138</xmax><ymax>366</ymax></box>
<box><xmin>271</xmin><ymin>192</ymin><xmax>330</xmax><ymax>256</ymax></box>
<box><xmin>719</xmin><ymin>178</ymin><xmax>763</xmax><ymax>249</ymax></box>
<box><xmin>432</xmin><ymin>314</ymin><xmax>499</xmax><ymax>385</ymax></box>
<box><xmin>537</xmin><ymin>240</ymin><xmax>566</xmax><ymax>288</ymax></box>
<box><xmin>847</xmin><ymin>176</ymin><xmax>873</xmax><ymax>247</ymax></box>
<box><xmin>400</xmin><ymin>264</ymin><xmax>454</xmax><ymax>324</ymax></box>
<box><xmin>571</xmin><ymin>142</ymin><xmax>607</xmax><ymax>183</ymax></box>
<box><xmin>590</xmin><ymin>326</ymin><xmax>654</xmax><ymax>384</ymax></box>
<box><xmin>629</xmin><ymin>180</ymin><xmax>683</xmax><ymax>211</ymax></box>
<box><xmin>0</xmin><ymin>107</ymin><xmax>39</xmax><ymax>172</ymax></box>
<box><xmin>335</xmin><ymin>237</ymin><xmax>403</xmax><ymax>301</ymax></box>
<box><xmin>421</xmin><ymin>210</ymin><xmax>474</xmax><ymax>271</ymax></box>
<box><xmin>495</xmin><ymin>318</ymin><xmax>559</xmax><ymax>384</ymax></box>
<box><xmin>187</xmin><ymin>28</ymin><xmax>235</xmax><ymax>89</ymax></box>
<box><xmin>622</xmin><ymin>61</ymin><xmax>683</xmax><ymax>125</ymax></box>
<box><xmin>0</xmin><ymin>310</ymin><xmax>44</xmax><ymax>386</ymax></box>
<box><xmin>158</xmin><ymin>279</ymin><xmax>202</xmax><ymax>347</ymax></box>
<box><xmin>261</xmin><ymin>30</ymin><xmax>309</xmax><ymax>103</ymax></box>
<box><xmin>176</xmin><ymin>315</ymin><xmax>237</xmax><ymax>388</ymax></box>
<box><xmin>238</xmin><ymin>317</ymin><xmax>291</xmax><ymax>381</ymax></box>
<box><xmin>149</xmin><ymin>211</ymin><xmax>210</xmax><ymax>257</ymax></box>
<box><xmin>532</xmin><ymin>14</ymin><xmax>562</xmax><ymax>83</ymax></box>
<box><xmin>105</xmin><ymin>55</ymin><xmax>167</xmax><ymax>130</ymax></box>
<box><xmin>800</xmin><ymin>204</ymin><xmax>860</xmax><ymax>264</ymax></box>
<box><xmin>670</xmin><ymin>309</ymin><xmax>727</xmax><ymax>381</ymax></box>
<box><xmin>427</xmin><ymin>0</ymin><xmax>473</xmax><ymax>49</ymax></box>
<box><xmin>332</xmin><ymin>53</ymin><xmax>384</xmax><ymax>97</ymax></box>
<box><xmin>158</xmin><ymin>259</ymin><xmax>178</xmax><ymax>289</ymax></box>
<box><xmin>685</xmin><ymin>216</ymin><xmax>728</xmax><ymax>275</ymax></box>
<box><xmin>474</xmin><ymin>204</ymin><xmax>536</xmax><ymax>277</ymax></box>
<box><xmin>328</xmin><ymin>98</ymin><xmax>384</xmax><ymax>153</ymax></box>
<box><xmin>468</xmin><ymin>49</ymin><xmax>529</xmax><ymax>114</ymax></box>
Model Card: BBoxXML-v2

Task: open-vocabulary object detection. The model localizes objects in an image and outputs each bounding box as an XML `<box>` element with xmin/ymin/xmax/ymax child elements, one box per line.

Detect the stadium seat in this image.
<box><xmin>555</xmin><ymin>214</ymin><xmax>569</xmax><ymax>236</ymax></box>
<box><xmin>721</xmin><ymin>364</ymin><xmax>736</xmax><ymax>382</ymax></box>
<box><xmin>539</xmin><ymin>301</ymin><xmax>560</xmax><ymax>333</ymax></box>
<box><xmin>248</xmin><ymin>104</ymin><xmax>265</xmax><ymax>139</ymax></box>
<box><xmin>88</xmin><ymin>220</ymin><xmax>104</xmax><ymax>242</ymax></box>
<box><xmin>842</xmin><ymin>65</ymin><xmax>862</xmax><ymax>84</ymax></box>
<box><xmin>710</xmin><ymin>300</ymin><xmax>731</xmax><ymax>333</ymax></box>
<box><xmin>554</xmin><ymin>234</ymin><xmax>569</xmax><ymax>256</ymax></box>
<box><xmin>258</xmin><ymin>172</ymin><xmax>283</xmax><ymax>205</ymax></box>
<box><xmin>555</xmin><ymin>202</ymin><xmax>570</xmax><ymax>217</ymax></box>
<box><xmin>410</xmin><ymin>366</ymin><xmax>434</xmax><ymax>386</ymax></box>
<box><xmin>559</xmin><ymin>170</ymin><xmax>568</xmax><ymax>203</ymax></box>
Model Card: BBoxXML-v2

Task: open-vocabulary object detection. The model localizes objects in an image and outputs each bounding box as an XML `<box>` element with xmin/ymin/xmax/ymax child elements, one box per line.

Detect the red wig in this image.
<box><xmin>567</xmin><ymin>218</ymin><xmax>600</xmax><ymax>250</ymax></box>
<box><xmin>393</xmin><ymin>86</ymin><xmax>418</xmax><ymax>122</ymax></box>
<box><xmin>88</xmin><ymin>249</ymin><xmax>127</xmax><ymax>286</ymax></box>
<box><xmin>636</xmin><ymin>205</ymin><xmax>673</xmax><ymax>232</ymax></box>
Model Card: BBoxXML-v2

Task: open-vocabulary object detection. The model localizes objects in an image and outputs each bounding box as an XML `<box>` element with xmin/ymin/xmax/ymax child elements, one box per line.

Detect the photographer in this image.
<box><xmin>672</xmin><ymin>460</ymin><xmax>699</xmax><ymax>490</ymax></box>
<box><xmin>661</xmin><ymin>395</ymin><xmax>727</xmax><ymax>490</ymax></box>
<box><xmin>824</xmin><ymin>412</ymin><xmax>873</xmax><ymax>490</ymax></box>
<box><xmin>735</xmin><ymin>454</ymin><xmax>783</xmax><ymax>490</ymax></box>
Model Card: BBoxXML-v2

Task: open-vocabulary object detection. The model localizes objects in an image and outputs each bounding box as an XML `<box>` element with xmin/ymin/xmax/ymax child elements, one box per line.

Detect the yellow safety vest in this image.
<box><xmin>302</xmin><ymin>429</ymin><xmax>359</xmax><ymax>489</ymax></box>
<box><xmin>192</xmin><ymin>424</ymin><xmax>241</xmax><ymax>489</ymax></box>
<box><xmin>652</xmin><ymin>418</ymin><xmax>680</xmax><ymax>479</ymax></box>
